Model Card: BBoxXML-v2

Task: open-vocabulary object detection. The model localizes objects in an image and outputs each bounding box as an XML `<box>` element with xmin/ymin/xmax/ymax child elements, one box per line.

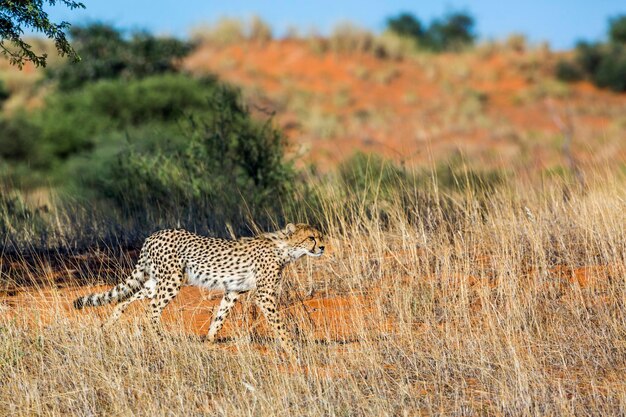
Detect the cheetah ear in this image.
<box><xmin>283</xmin><ymin>223</ymin><xmax>296</xmax><ymax>236</ymax></box>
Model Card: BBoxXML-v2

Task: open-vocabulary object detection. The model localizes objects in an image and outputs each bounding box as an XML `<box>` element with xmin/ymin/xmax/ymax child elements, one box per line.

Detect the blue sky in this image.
<box><xmin>46</xmin><ymin>1</ymin><xmax>625</xmax><ymax>50</ymax></box>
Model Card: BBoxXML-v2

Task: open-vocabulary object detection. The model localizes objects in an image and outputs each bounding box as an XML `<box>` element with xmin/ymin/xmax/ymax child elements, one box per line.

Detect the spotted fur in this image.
<box><xmin>73</xmin><ymin>223</ymin><xmax>324</xmax><ymax>355</ymax></box>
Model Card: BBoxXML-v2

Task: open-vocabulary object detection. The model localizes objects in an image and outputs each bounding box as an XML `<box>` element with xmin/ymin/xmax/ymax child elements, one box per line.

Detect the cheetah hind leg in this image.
<box><xmin>102</xmin><ymin>284</ymin><xmax>152</xmax><ymax>329</ymax></box>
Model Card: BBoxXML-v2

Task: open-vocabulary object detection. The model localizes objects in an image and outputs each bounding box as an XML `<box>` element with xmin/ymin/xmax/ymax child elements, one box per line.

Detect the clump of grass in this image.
<box><xmin>328</xmin><ymin>22</ymin><xmax>375</xmax><ymax>54</ymax></box>
<box><xmin>248</xmin><ymin>15</ymin><xmax>273</xmax><ymax>44</ymax></box>
<box><xmin>504</xmin><ymin>33</ymin><xmax>528</xmax><ymax>53</ymax></box>
<box><xmin>515</xmin><ymin>79</ymin><xmax>572</xmax><ymax>104</ymax></box>
<box><xmin>190</xmin><ymin>16</ymin><xmax>273</xmax><ymax>46</ymax></box>
<box><xmin>302</xmin><ymin>106</ymin><xmax>343</xmax><ymax>139</ymax></box>
<box><xmin>190</xmin><ymin>18</ymin><xmax>246</xmax><ymax>46</ymax></box>
<box><xmin>373</xmin><ymin>66</ymin><xmax>401</xmax><ymax>85</ymax></box>
<box><xmin>373</xmin><ymin>31</ymin><xmax>420</xmax><ymax>60</ymax></box>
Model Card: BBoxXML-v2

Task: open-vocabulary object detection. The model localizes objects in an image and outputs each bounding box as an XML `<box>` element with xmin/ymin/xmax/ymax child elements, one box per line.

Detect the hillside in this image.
<box><xmin>2</xmin><ymin>38</ymin><xmax>625</xmax><ymax>174</ymax></box>
<box><xmin>183</xmin><ymin>39</ymin><xmax>626</xmax><ymax>172</ymax></box>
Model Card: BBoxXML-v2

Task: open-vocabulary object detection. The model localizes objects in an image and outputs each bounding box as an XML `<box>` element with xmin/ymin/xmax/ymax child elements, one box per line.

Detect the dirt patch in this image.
<box><xmin>0</xmin><ymin>285</ymin><xmax>386</xmax><ymax>347</ymax></box>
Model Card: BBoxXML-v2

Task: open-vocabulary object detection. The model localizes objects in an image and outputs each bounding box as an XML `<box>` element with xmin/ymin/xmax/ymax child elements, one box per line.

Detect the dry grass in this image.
<box><xmin>190</xmin><ymin>16</ymin><xmax>273</xmax><ymax>46</ymax></box>
<box><xmin>1</xmin><ymin>170</ymin><xmax>626</xmax><ymax>416</ymax></box>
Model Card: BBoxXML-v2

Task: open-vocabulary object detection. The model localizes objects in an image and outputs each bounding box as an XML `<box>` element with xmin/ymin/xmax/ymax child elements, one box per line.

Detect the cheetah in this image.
<box><xmin>73</xmin><ymin>223</ymin><xmax>325</xmax><ymax>356</ymax></box>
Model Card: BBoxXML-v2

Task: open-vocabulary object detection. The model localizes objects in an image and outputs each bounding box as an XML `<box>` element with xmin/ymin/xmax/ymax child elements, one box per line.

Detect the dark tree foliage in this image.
<box><xmin>48</xmin><ymin>23</ymin><xmax>193</xmax><ymax>90</ymax></box>
<box><xmin>0</xmin><ymin>0</ymin><xmax>84</xmax><ymax>68</ymax></box>
<box><xmin>575</xmin><ymin>41</ymin><xmax>604</xmax><ymax>74</ymax></box>
<box><xmin>386</xmin><ymin>10</ymin><xmax>476</xmax><ymax>51</ymax></box>
<box><xmin>609</xmin><ymin>15</ymin><xmax>626</xmax><ymax>44</ymax></box>
<box><xmin>593</xmin><ymin>44</ymin><xmax>626</xmax><ymax>92</ymax></box>
<box><xmin>426</xmin><ymin>12</ymin><xmax>476</xmax><ymax>51</ymax></box>
<box><xmin>386</xmin><ymin>12</ymin><xmax>424</xmax><ymax>39</ymax></box>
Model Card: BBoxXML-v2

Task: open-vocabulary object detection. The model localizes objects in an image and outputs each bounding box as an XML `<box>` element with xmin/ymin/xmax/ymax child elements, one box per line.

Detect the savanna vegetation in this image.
<box><xmin>1</xmin><ymin>17</ymin><xmax>626</xmax><ymax>417</ymax></box>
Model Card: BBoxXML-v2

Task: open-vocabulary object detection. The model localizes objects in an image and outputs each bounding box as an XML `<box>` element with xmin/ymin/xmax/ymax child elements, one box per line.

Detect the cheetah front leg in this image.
<box><xmin>149</xmin><ymin>271</ymin><xmax>183</xmax><ymax>340</ymax></box>
<box><xmin>255</xmin><ymin>289</ymin><xmax>297</xmax><ymax>358</ymax></box>
<box><xmin>207</xmin><ymin>291</ymin><xmax>241</xmax><ymax>343</ymax></box>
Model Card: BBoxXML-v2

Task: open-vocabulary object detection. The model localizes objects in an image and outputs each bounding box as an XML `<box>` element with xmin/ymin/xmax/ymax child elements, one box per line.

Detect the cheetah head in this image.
<box><xmin>280</xmin><ymin>223</ymin><xmax>325</xmax><ymax>259</ymax></box>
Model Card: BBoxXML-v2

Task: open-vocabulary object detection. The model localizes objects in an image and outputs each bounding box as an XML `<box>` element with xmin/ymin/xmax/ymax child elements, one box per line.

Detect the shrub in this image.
<box><xmin>125</xmin><ymin>32</ymin><xmax>192</xmax><ymax>76</ymax></box>
<box><xmin>0</xmin><ymin>77</ymin><xmax>297</xmax><ymax>240</ymax></box>
<box><xmin>609</xmin><ymin>15</ymin><xmax>626</xmax><ymax>44</ymax></box>
<box><xmin>425</xmin><ymin>12</ymin><xmax>476</xmax><ymax>51</ymax></box>
<box><xmin>47</xmin><ymin>23</ymin><xmax>192</xmax><ymax>90</ymax></box>
<box><xmin>575</xmin><ymin>41</ymin><xmax>604</xmax><ymax>74</ymax></box>
<box><xmin>386</xmin><ymin>13</ymin><xmax>424</xmax><ymax>39</ymax></box>
<box><xmin>34</xmin><ymin>74</ymin><xmax>219</xmax><ymax>162</ymax></box>
<box><xmin>79</xmin><ymin>87</ymin><xmax>295</xmax><ymax>233</ymax></box>
<box><xmin>385</xmin><ymin>10</ymin><xmax>476</xmax><ymax>52</ymax></box>
<box><xmin>555</xmin><ymin>59</ymin><xmax>584</xmax><ymax>82</ymax></box>
<box><xmin>592</xmin><ymin>44</ymin><xmax>626</xmax><ymax>92</ymax></box>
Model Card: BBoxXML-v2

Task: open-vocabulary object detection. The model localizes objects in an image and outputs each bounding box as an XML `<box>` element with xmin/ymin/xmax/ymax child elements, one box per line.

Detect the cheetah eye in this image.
<box><xmin>308</xmin><ymin>236</ymin><xmax>315</xmax><ymax>240</ymax></box>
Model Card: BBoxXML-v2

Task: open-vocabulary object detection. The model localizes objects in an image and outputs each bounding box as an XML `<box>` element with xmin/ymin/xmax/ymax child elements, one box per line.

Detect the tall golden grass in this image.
<box><xmin>1</xmin><ymin>167</ymin><xmax>626</xmax><ymax>416</ymax></box>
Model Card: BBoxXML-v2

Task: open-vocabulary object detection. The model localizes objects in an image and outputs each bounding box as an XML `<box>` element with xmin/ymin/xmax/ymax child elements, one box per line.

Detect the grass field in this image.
<box><xmin>1</xmin><ymin>168</ymin><xmax>625</xmax><ymax>416</ymax></box>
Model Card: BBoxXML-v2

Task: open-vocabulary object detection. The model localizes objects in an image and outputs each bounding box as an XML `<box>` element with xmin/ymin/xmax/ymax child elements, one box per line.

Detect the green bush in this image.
<box><xmin>47</xmin><ymin>23</ymin><xmax>193</xmax><ymax>90</ymax></box>
<box><xmin>609</xmin><ymin>15</ymin><xmax>626</xmax><ymax>44</ymax></box>
<box><xmin>592</xmin><ymin>44</ymin><xmax>626</xmax><ymax>92</ymax></box>
<box><xmin>425</xmin><ymin>12</ymin><xmax>476</xmax><ymax>51</ymax></box>
<box><xmin>575</xmin><ymin>42</ymin><xmax>604</xmax><ymax>74</ymax></box>
<box><xmin>71</xmin><ymin>86</ymin><xmax>296</xmax><ymax>234</ymax></box>
<box><xmin>385</xmin><ymin>11</ymin><xmax>476</xmax><ymax>52</ymax></box>
<box><xmin>555</xmin><ymin>59</ymin><xmax>584</xmax><ymax>82</ymax></box>
<box><xmin>556</xmin><ymin>22</ymin><xmax>626</xmax><ymax>92</ymax></box>
<box><xmin>33</xmin><ymin>74</ymin><xmax>218</xmax><ymax>163</ymax></box>
<box><xmin>386</xmin><ymin>13</ymin><xmax>424</xmax><ymax>39</ymax></box>
<box><xmin>0</xmin><ymin>70</ymin><xmax>298</xmax><ymax>238</ymax></box>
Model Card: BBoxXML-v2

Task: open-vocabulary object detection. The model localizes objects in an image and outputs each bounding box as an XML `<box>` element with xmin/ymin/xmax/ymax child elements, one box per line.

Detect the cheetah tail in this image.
<box><xmin>73</xmin><ymin>276</ymin><xmax>144</xmax><ymax>309</ymax></box>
